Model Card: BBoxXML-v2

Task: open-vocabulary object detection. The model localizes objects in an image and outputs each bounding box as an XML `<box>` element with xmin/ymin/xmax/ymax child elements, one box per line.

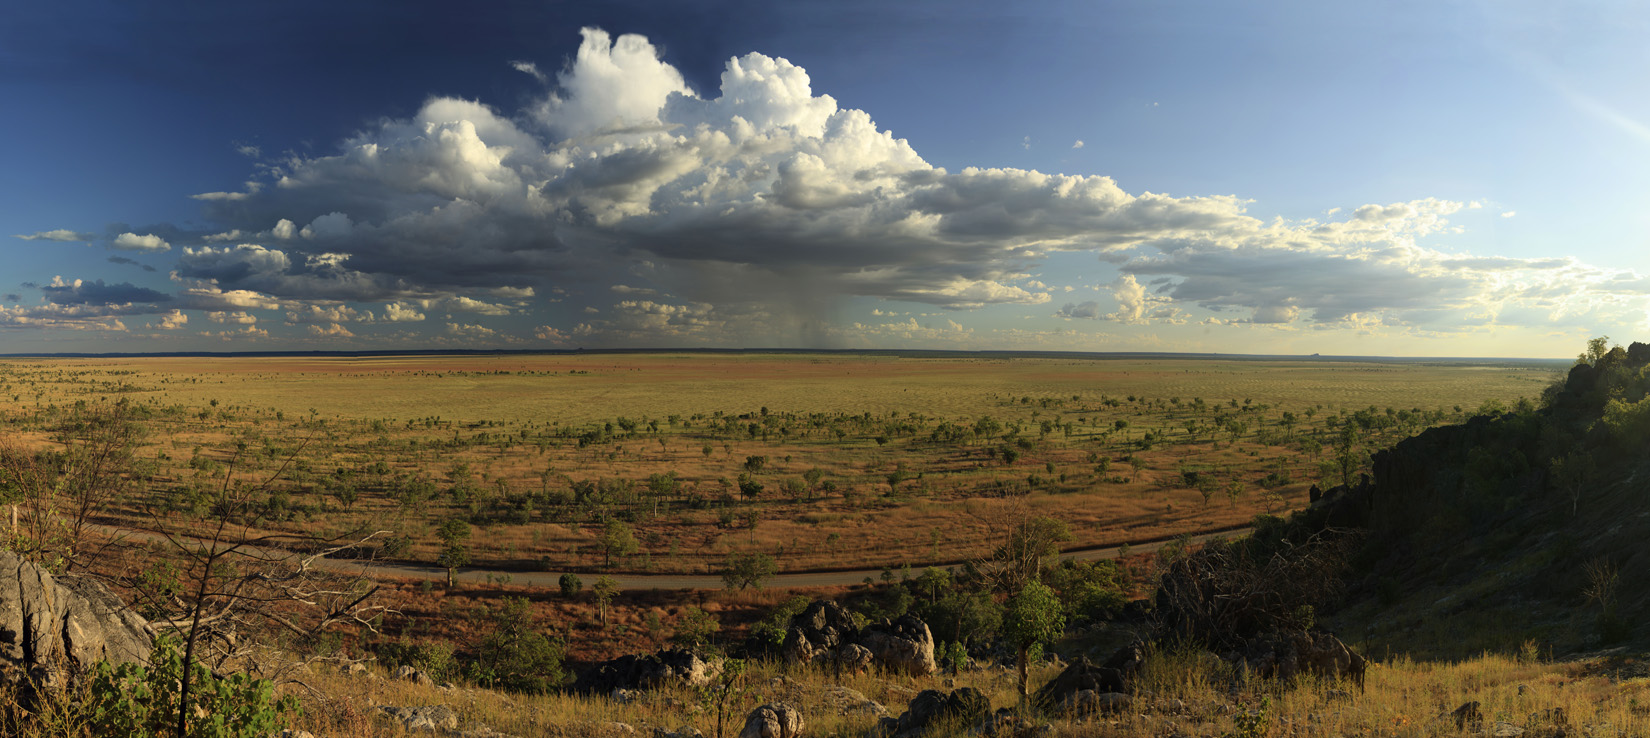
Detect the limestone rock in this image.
<box><xmin>857</xmin><ymin>615</ymin><xmax>937</xmax><ymax>676</ymax></box>
<box><xmin>0</xmin><ymin>551</ymin><xmax>152</xmax><ymax>687</ymax></box>
<box><xmin>832</xmin><ymin>643</ymin><xmax>874</xmax><ymax>674</ymax></box>
<box><xmin>819</xmin><ymin>685</ymin><xmax>887</xmax><ymax>718</ymax></box>
<box><xmin>737</xmin><ymin>702</ymin><xmax>805</xmax><ymax>738</ymax></box>
<box><xmin>396</xmin><ymin>664</ymin><xmax>435</xmax><ymax>686</ymax></box>
<box><xmin>573</xmin><ymin>648</ymin><xmax>723</xmax><ymax>694</ymax></box>
<box><xmin>882</xmin><ymin>687</ymin><xmax>990</xmax><ymax>738</ymax></box>
<box><xmin>378</xmin><ymin>705</ymin><xmax>460</xmax><ymax>732</ymax></box>
<box><xmin>1031</xmin><ymin>655</ymin><xmax>1129</xmax><ymax>714</ymax></box>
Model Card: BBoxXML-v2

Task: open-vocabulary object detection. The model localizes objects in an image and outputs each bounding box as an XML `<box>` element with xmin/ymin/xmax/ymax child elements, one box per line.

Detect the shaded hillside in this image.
<box><xmin>1318</xmin><ymin>340</ymin><xmax>1650</xmax><ymax>658</ymax></box>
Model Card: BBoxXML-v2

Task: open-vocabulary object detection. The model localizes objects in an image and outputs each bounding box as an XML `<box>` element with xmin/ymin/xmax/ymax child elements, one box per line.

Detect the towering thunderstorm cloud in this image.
<box><xmin>7</xmin><ymin>28</ymin><xmax>1647</xmax><ymax>345</ymax></box>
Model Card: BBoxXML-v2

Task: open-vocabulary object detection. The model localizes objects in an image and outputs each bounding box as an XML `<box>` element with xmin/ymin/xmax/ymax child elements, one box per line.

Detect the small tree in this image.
<box><xmin>722</xmin><ymin>552</ymin><xmax>778</xmax><ymax>590</ymax></box>
<box><xmin>437</xmin><ymin>519</ymin><xmax>472</xmax><ymax>587</ymax></box>
<box><xmin>469</xmin><ymin>597</ymin><xmax>566</xmax><ymax>693</ymax></box>
<box><xmin>592</xmin><ymin>575</ymin><xmax>619</xmax><ymax>626</ymax></box>
<box><xmin>558</xmin><ymin>572</ymin><xmax>583</xmax><ymax>598</ymax></box>
<box><xmin>1002</xmin><ymin>580</ymin><xmax>1065</xmax><ymax>706</ymax></box>
<box><xmin>597</xmin><ymin>519</ymin><xmax>639</xmax><ymax>569</ymax></box>
<box><xmin>672</xmin><ymin>606</ymin><xmax>721</xmax><ymax>649</ymax></box>
<box><xmin>698</xmin><ymin>658</ymin><xmax>750</xmax><ymax>738</ymax></box>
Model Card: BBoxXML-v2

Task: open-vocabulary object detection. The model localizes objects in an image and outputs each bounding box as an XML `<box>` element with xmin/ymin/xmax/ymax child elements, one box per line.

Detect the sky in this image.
<box><xmin>3</xmin><ymin>0</ymin><xmax>1648</xmax><ymax>358</ymax></box>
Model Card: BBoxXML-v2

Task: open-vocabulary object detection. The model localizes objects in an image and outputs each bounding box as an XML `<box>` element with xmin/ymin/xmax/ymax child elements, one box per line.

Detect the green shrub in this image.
<box><xmin>749</xmin><ymin>595</ymin><xmax>811</xmax><ymax>647</ymax></box>
<box><xmin>86</xmin><ymin>634</ymin><xmax>299</xmax><ymax>738</ymax></box>
<box><xmin>467</xmin><ymin>597</ymin><xmax>565</xmax><ymax>694</ymax></box>
<box><xmin>375</xmin><ymin>638</ymin><xmax>457</xmax><ymax>683</ymax></box>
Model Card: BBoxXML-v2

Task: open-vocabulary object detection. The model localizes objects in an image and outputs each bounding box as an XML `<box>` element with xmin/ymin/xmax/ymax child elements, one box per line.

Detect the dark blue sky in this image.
<box><xmin>3</xmin><ymin>1</ymin><xmax>1647</xmax><ymax>355</ymax></box>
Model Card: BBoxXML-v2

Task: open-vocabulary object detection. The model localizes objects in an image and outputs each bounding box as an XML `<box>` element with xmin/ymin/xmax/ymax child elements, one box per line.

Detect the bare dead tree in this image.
<box><xmin>127</xmin><ymin>445</ymin><xmax>395</xmax><ymax>738</ymax></box>
<box><xmin>0</xmin><ymin>401</ymin><xmax>142</xmax><ymax>572</ymax></box>
<box><xmin>965</xmin><ymin>498</ymin><xmax>1074</xmax><ymax>595</ymax></box>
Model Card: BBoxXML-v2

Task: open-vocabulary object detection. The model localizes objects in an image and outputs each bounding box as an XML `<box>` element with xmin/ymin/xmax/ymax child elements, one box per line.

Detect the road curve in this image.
<box><xmin>94</xmin><ymin>522</ymin><xmax>1249</xmax><ymax>591</ymax></box>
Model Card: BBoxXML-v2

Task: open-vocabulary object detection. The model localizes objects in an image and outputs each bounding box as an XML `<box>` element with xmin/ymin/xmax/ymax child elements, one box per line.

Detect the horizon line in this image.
<box><xmin>0</xmin><ymin>347</ymin><xmax>1572</xmax><ymax>364</ymax></box>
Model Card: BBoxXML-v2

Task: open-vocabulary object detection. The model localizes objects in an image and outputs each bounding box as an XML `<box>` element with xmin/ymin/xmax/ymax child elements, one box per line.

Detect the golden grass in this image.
<box><xmin>256</xmin><ymin>648</ymin><xmax>1650</xmax><ymax>738</ymax></box>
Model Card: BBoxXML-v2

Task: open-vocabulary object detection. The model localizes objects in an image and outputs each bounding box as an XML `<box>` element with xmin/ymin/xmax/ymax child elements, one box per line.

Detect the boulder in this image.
<box><xmin>976</xmin><ymin>708</ymin><xmax>1057</xmax><ymax>737</ymax></box>
<box><xmin>378</xmin><ymin>705</ymin><xmax>460</xmax><ymax>733</ymax></box>
<box><xmin>1235</xmin><ymin>629</ymin><xmax>1366</xmax><ymax>686</ymax></box>
<box><xmin>781</xmin><ymin>599</ymin><xmax>937</xmax><ymax>676</ymax></box>
<box><xmin>396</xmin><ymin>664</ymin><xmax>434</xmax><ymax>686</ymax></box>
<box><xmin>780</xmin><ymin>600</ymin><xmax>858</xmax><ymax>665</ymax></box>
<box><xmin>0</xmin><ymin>551</ymin><xmax>152</xmax><ymax>688</ymax></box>
<box><xmin>819</xmin><ymin>685</ymin><xmax>887</xmax><ymax>718</ymax></box>
<box><xmin>737</xmin><ymin>702</ymin><xmax>805</xmax><ymax>738</ymax></box>
<box><xmin>832</xmin><ymin>643</ymin><xmax>874</xmax><ymax>674</ymax></box>
<box><xmin>882</xmin><ymin>687</ymin><xmax>991</xmax><ymax>738</ymax></box>
<box><xmin>857</xmin><ymin>615</ymin><xmax>937</xmax><ymax>676</ymax></box>
<box><xmin>1031</xmin><ymin>655</ymin><xmax>1129</xmax><ymax>714</ymax></box>
<box><xmin>573</xmin><ymin>648</ymin><xmax>723</xmax><ymax>694</ymax></box>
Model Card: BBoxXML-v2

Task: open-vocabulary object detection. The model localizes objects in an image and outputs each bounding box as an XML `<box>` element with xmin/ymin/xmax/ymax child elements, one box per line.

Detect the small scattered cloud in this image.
<box><xmin>446</xmin><ymin>322</ymin><xmax>498</xmax><ymax>338</ymax></box>
<box><xmin>1072</xmin><ymin>140</ymin><xmax>1085</xmax><ymax>149</ymax></box>
<box><xmin>510</xmin><ymin>60</ymin><xmax>548</xmax><ymax>83</ymax></box>
<box><xmin>41</xmin><ymin>277</ymin><xmax>171</xmax><ymax>306</ymax></box>
<box><xmin>382</xmin><ymin>302</ymin><xmax>426</xmax><ymax>322</ymax></box>
<box><xmin>1054</xmin><ymin>301</ymin><xmax>1101</xmax><ymax>319</ymax></box>
<box><xmin>14</xmin><ymin>229</ymin><xmax>94</xmax><ymax>243</ymax></box>
<box><xmin>207</xmin><ymin>311</ymin><xmax>258</xmax><ymax>324</ymax></box>
<box><xmin>208</xmin><ymin>326</ymin><xmax>268</xmax><ymax>340</ymax></box>
<box><xmin>307</xmin><ymin>322</ymin><xmax>355</xmax><ymax>338</ymax></box>
<box><xmin>111</xmin><ymin>232</ymin><xmax>171</xmax><ymax>253</ymax></box>
<box><xmin>1022</xmin><ymin>136</ymin><xmax>1031</xmax><ymax>150</ymax></box>
<box><xmin>106</xmin><ymin>256</ymin><xmax>157</xmax><ymax>272</ymax></box>
<box><xmin>154</xmin><ymin>310</ymin><xmax>188</xmax><ymax>330</ymax></box>
<box><xmin>1501</xmin><ymin>211</ymin><xmax>1517</xmax><ymax>218</ymax></box>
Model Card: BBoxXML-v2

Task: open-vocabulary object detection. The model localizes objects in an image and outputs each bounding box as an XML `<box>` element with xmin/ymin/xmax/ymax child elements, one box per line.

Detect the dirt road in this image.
<box><xmin>100</xmin><ymin>523</ymin><xmax>1247</xmax><ymax>591</ymax></box>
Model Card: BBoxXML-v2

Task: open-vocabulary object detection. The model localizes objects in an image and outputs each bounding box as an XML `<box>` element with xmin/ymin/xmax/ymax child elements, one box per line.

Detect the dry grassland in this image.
<box><xmin>0</xmin><ymin>353</ymin><xmax>1556</xmax><ymax>577</ymax></box>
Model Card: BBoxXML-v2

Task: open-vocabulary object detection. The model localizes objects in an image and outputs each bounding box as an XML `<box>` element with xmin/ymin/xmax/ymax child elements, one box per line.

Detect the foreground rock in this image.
<box><xmin>782</xmin><ymin>600</ymin><xmax>937</xmax><ymax>676</ymax></box>
<box><xmin>1231</xmin><ymin>629</ymin><xmax>1367</xmax><ymax>685</ymax></box>
<box><xmin>879</xmin><ymin>687</ymin><xmax>991</xmax><ymax>738</ymax></box>
<box><xmin>0</xmin><ymin>550</ymin><xmax>153</xmax><ymax>687</ymax></box>
<box><xmin>737</xmin><ymin>702</ymin><xmax>805</xmax><ymax>738</ymax></box>
<box><xmin>378</xmin><ymin>705</ymin><xmax>460</xmax><ymax>732</ymax></box>
<box><xmin>857</xmin><ymin>615</ymin><xmax>937</xmax><ymax>676</ymax></box>
<box><xmin>818</xmin><ymin>685</ymin><xmax>888</xmax><ymax>718</ymax></box>
<box><xmin>1032</xmin><ymin>654</ymin><xmax>1130</xmax><ymax>715</ymax></box>
<box><xmin>574</xmin><ymin>648</ymin><xmax>724</xmax><ymax>694</ymax></box>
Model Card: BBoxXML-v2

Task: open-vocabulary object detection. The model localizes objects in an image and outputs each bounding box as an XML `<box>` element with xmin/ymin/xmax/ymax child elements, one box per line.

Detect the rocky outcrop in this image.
<box><xmin>573</xmin><ymin>648</ymin><xmax>723</xmax><ymax>694</ymax></box>
<box><xmin>818</xmin><ymin>685</ymin><xmax>887</xmax><ymax>718</ymax></box>
<box><xmin>0</xmin><ymin>551</ymin><xmax>152</xmax><ymax>687</ymax></box>
<box><xmin>857</xmin><ymin>615</ymin><xmax>937</xmax><ymax>676</ymax></box>
<box><xmin>377</xmin><ymin>705</ymin><xmax>460</xmax><ymax>733</ymax></box>
<box><xmin>781</xmin><ymin>600</ymin><xmax>937</xmax><ymax>676</ymax></box>
<box><xmin>1232</xmin><ymin>629</ymin><xmax>1366</xmax><ymax>686</ymax></box>
<box><xmin>1031</xmin><ymin>654</ymin><xmax>1131</xmax><ymax>715</ymax></box>
<box><xmin>780</xmin><ymin>599</ymin><xmax>858</xmax><ymax>664</ymax></box>
<box><xmin>736</xmin><ymin>702</ymin><xmax>804</xmax><ymax>738</ymax></box>
<box><xmin>878</xmin><ymin>687</ymin><xmax>990</xmax><ymax>738</ymax></box>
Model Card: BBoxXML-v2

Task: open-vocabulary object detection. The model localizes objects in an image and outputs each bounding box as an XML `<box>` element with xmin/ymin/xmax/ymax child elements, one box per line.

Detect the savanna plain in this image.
<box><xmin>7</xmin><ymin>350</ymin><xmax>1647</xmax><ymax>738</ymax></box>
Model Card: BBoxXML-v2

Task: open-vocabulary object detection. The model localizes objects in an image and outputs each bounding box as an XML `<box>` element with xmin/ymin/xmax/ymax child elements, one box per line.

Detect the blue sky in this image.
<box><xmin>3</xmin><ymin>0</ymin><xmax>1647</xmax><ymax>357</ymax></box>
